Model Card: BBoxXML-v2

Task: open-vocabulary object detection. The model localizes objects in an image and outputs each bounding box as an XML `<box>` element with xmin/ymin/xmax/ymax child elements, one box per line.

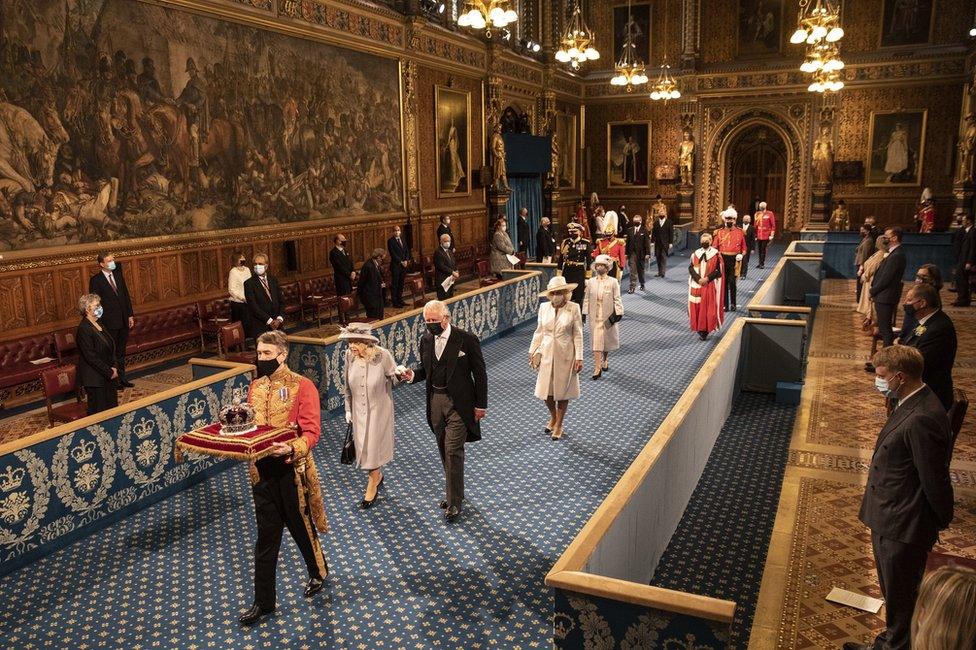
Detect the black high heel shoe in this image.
<box><xmin>591</xmin><ymin>370</ymin><xmax>603</xmax><ymax>380</ymax></box>
<box><xmin>360</xmin><ymin>475</ymin><xmax>384</xmax><ymax>509</ymax></box>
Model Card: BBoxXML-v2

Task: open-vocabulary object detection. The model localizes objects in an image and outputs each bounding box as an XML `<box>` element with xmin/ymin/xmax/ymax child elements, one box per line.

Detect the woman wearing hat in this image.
<box><xmin>529</xmin><ymin>276</ymin><xmax>584</xmax><ymax>440</ymax></box>
<box><xmin>340</xmin><ymin>323</ymin><xmax>406</xmax><ymax>508</ymax></box>
<box><xmin>583</xmin><ymin>255</ymin><xmax>623</xmax><ymax>380</ymax></box>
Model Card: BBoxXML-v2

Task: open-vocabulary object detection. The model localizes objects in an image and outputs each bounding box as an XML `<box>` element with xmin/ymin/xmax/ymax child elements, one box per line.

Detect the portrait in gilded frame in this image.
<box><xmin>880</xmin><ymin>0</ymin><xmax>934</xmax><ymax>48</ymax></box>
<box><xmin>866</xmin><ymin>110</ymin><xmax>927</xmax><ymax>187</ymax></box>
<box><xmin>435</xmin><ymin>86</ymin><xmax>471</xmax><ymax>197</ymax></box>
<box><xmin>613</xmin><ymin>3</ymin><xmax>651</xmax><ymax>68</ymax></box>
<box><xmin>737</xmin><ymin>0</ymin><xmax>783</xmax><ymax>58</ymax></box>
<box><xmin>607</xmin><ymin>122</ymin><xmax>650</xmax><ymax>188</ymax></box>
<box><xmin>554</xmin><ymin>112</ymin><xmax>577</xmax><ymax>190</ymax></box>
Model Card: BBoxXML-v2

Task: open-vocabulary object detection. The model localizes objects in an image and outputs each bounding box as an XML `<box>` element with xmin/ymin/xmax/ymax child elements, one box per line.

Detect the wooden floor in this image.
<box><xmin>749</xmin><ymin>280</ymin><xmax>976</xmax><ymax>649</ymax></box>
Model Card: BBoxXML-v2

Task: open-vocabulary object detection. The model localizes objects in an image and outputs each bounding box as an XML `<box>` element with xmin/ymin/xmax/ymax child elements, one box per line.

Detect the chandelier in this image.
<box><xmin>801</xmin><ymin>41</ymin><xmax>844</xmax><ymax>92</ymax></box>
<box><xmin>555</xmin><ymin>0</ymin><xmax>599</xmax><ymax>69</ymax></box>
<box><xmin>649</xmin><ymin>0</ymin><xmax>679</xmax><ymax>101</ymax></box>
<box><xmin>790</xmin><ymin>0</ymin><xmax>845</xmax><ymax>93</ymax></box>
<box><xmin>457</xmin><ymin>0</ymin><xmax>518</xmax><ymax>32</ymax></box>
<box><xmin>610</xmin><ymin>0</ymin><xmax>648</xmax><ymax>90</ymax></box>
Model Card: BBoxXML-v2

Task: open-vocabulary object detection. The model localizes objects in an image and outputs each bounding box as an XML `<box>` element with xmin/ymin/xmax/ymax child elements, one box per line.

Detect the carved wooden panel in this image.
<box><xmin>0</xmin><ymin>278</ymin><xmax>29</xmax><ymax>330</ymax></box>
<box><xmin>158</xmin><ymin>254</ymin><xmax>181</xmax><ymax>301</ymax></box>
<box><xmin>27</xmin><ymin>272</ymin><xmax>57</xmax><ymax>325</ymax></box>
<box><xmin>180</xmin><ymin>252</ymin><xmax>201</xmax><ymax>296</ymax></box>
<box><xmin>56</xmin><ymin>268</ymin><xmax>84</xmax><ymax>321</ymax></box>
<box><xmin>136</xmin><ymin>258</ymin><xmax>160</xmax><ymax>305</ymax></box>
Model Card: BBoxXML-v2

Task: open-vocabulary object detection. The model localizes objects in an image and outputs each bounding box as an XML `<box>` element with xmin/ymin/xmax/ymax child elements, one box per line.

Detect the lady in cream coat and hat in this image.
<box><xmin>529</xmin><ymin>276</ymin><xmax>584</xmax><ymax>440</ymax></box>
<box><xmin>340</xmin><ymin>323</ymin><xmax>408</xmax><ymax>509</ymax></box>
<box><xmin>583</xmin><ymin>254</ymin><xmax>624</xmax><ymax>380</ymax></box>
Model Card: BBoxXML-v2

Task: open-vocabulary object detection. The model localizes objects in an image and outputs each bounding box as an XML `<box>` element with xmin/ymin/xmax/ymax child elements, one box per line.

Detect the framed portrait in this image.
<box><xmin>435</xmin><ymin>86</ymin><xmax>471</xmax><ymax>197</ymax></box>
<box><xmin>607</xmin><ymin>121</ymin><xmax>651</xmax><ymax>188</ymax></box>
<box><xmin>554</xmin><ymin>112</ymin><xmax>577</xmax><ymax>189</ymax></box>
<box><xmin>865</xmin><ymin>110</ymin><xmax>928</xmax><ymax>187</ymax></box>
<box><xmin>880</xmin><ymin>0</ymin><xmax>934</xmax><ymax>48</ymax></box>
<box><xmin>613</xmin><ymin>3</ymin><xmax>651</xmax><ymax>67</ymax></box>
<box><xmin>736</xmin><ymin>0</ymin><xmax>783</xmax><ymax>58</ymax></box>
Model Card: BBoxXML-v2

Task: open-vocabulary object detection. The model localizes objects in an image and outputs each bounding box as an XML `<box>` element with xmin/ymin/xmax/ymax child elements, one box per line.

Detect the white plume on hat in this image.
<box><xmin>721</xmin><ymin>207</ymin><xmax>738</xmax><ymax>219</ymax></box>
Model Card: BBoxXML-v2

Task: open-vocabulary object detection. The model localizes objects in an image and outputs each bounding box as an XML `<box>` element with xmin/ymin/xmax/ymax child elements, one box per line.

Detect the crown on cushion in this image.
<box><xmin>218</xmin><ymin>399</ymin><xmax>256</xmax><ymax>435</ymax></box>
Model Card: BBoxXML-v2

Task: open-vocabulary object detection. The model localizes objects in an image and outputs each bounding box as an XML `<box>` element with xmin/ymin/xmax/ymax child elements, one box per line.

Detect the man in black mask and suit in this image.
<box><xmin>243</xmin><ymin>253</ymin><xmax>284</xmax><ymax>341</ymax></box>
<box><xmin>898</xmin><ymin>283</ymin><xmax>957</xmax><ymax>411</ymax></box>
<box><xmin>357</xmin><ymin>248</ymin><xmax>387</xmax><ymax>320</ymax></box>
<box><xmin>844</xmin><ymin>345</ymin><xmax>953</xmax><ymax>650</ymax></box>
<box><xmin>624</xmin><ymin>213</ymin><xmax>650</xmax><ymax>293</ymax></box>
<box><xmin>434</xmin><ymin>233</ymin><xmax>459</xmax><ymax>300</ymax></box>
<box><xmin>88</xmin><ymin>251</ymin><xmax>135</xmax><ymax>387</ymax></box>
<box><xmin>535</xmin><ymin>217</ymin><xmax>556</xmax><ymax>263</ymax></box>
<box><xmin>516</xmin><ymin>208</ymin><xmax>531</xmax><ymax>255</ymax></box>
<box><xmin>403</xmin><ymin>300</ymin><xmax>488</xmax><ymax>521</ymax></box>
<box><xmin>951</xmin><ymin>213</ymin><xmax>975</xmax><ymax>306</ymax></box>
<box><xmin>329</xmin><ymin>234</ymin><xmax>356</xmax><ymax>296</ymax></box>
<box><xmin>387</xmin><ymin>225</ymin><xmax>410</xmax><ymax>307</ymax></box>
<box><xmin>650</xmin><ymin>207</ymin><xmax>675</xmax><ymax>279</ymax></box>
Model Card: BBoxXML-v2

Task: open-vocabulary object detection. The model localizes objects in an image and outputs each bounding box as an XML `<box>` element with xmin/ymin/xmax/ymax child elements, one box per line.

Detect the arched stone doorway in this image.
<box><xmin>728</xmin><ymin>125</ymin><xmax>787</xmax><ymax>219</ymax></box>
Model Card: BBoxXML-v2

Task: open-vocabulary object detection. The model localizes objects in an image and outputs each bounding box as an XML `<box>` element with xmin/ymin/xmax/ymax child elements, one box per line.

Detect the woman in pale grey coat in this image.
<box><xmin>490</xmin><ymin>218</ymin><xmax>516</xmax><ymax>277</ymax></box>
<box><xmin>341</xmin><ymin>323</ymin><xmax>407</xmax><ymax>509</ymax></box>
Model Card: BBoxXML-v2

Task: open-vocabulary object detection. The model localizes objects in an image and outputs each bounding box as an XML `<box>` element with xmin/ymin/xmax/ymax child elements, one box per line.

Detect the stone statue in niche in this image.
<box><xmin>812</xmin><ymin>125</ymin><xmax>834</xmax><ymax>186</ymax></box>
<box><xmin>490</xmin><ymin>123</ymin><xmax>510</xmax><ymax>191</ymax></box>
<box><xmin>957</xmin><ymin>112</ymin><xmax>976</xmax><ymax>184</ymax></box>
<box><xmin>678</xmin><ymin>129</ymin><xmax>695</xmax><ymax>185</ymax></box>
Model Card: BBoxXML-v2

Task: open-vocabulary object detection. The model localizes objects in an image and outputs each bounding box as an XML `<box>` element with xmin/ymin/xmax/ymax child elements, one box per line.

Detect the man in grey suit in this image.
<box><xmin>844</xmin><ymin>345</ymin><xmax>953</xmax><ymax>650</ymax></box>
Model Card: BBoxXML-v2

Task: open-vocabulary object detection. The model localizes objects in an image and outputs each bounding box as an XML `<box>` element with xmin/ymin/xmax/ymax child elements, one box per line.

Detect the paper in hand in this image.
<box><xmin>506</xmin><ymin>254</ymin><xmax>520</xmax><ymax>266</ymax></box>
<box><xmin>441</xmin><ymin>275</ymin><xmax>455</xmax><ymax>291</ymax></box>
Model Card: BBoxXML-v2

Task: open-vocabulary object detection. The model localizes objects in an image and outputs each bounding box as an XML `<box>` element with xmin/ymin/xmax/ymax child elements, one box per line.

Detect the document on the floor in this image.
<box><xmin>826</xmin><ymin>587</ymin><xmax>884</xmax><ymax>613</ymax></box>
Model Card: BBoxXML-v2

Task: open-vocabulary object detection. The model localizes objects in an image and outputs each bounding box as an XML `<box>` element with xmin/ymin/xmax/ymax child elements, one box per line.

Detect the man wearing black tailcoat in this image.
<box><xmin>88</xmin><ymin>251</ymin><xmax>135</xmax><ymax>387</ymax></box>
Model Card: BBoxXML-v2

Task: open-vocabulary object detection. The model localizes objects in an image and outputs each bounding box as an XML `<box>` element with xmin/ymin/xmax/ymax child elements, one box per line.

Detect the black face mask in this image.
<box><xmin>903</xmin><ymin>303</ymin><xmax>917</xmax><ymax>318</ymax></box>
<box><xmin>238</xmin><ymin>259</ymin><xmax>246</xmax><ymax>266</ymax></box>
<box><xmin>256</xmin><ymin>357</ymin><xmax>281</xmax><ymax>378</ymax></box>
<box><xmin>426</xmin><ymin>322</ymin><xmax>444</xmax><ymax>336</ymax></box>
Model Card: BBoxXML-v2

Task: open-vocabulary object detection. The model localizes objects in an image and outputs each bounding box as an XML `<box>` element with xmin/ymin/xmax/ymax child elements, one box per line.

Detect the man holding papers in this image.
<box><xmin>434</xmin><ymin>233</ymin><xmax>459</xmax><ymax>300</ymax></box>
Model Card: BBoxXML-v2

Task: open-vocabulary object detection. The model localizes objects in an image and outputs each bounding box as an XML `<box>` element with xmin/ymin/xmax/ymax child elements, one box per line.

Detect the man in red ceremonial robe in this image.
<box><xmin>712</xmin><ymin>208</ymin><xmax>747</xmax><ymax>312</ymax></box>
<box><xmin>754</xmin><ymin>201</ymin><xmax>776</xmax><ymax>268</ymax></box>
<box><xmin>689</xmin><ymin>233</ymin><xmax>725</xmax><ymax>341</ymax></box>
<box><xmin>240</xmin><ymin>330</ymin><xmax>329</xmax><ymax>626</ymax></box>
<box><xmin>915</xmin><ymin>199</ymin><xmax>935</xmax><ymax>233</ymax></box>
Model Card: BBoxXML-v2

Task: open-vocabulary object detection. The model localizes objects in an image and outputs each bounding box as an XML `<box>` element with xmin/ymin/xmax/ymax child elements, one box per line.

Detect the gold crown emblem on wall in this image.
<box><xmin>71</xmin><ymin>439</ymin><xmax>96</xmax><ymax>463</ymax></box>
<box><xmin>188</xmin><ymin>398</ymin><xmax>206</xmax><ymax>419</ymax></box>
<box><xmin>133</xmin><ymin>418</ymin><xmax>156</xmax><ymax>440</ymax></box>
<box><xmin>0</xmin><ymin>466</ymin><xmax>26</xmax><ymax>492</ymax></box>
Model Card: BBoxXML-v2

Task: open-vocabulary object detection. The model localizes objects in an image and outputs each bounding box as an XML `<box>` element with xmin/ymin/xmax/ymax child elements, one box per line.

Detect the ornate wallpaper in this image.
<box><xmin>588</xmin><ymin>0</ymin><xmax>683</xmax><ymax>73</ymax></box>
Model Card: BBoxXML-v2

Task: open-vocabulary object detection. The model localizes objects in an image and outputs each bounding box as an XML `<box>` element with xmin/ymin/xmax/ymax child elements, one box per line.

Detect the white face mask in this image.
<box><xmin>441</xmin><ymin>242</ymin><xmax>450</xmax><ymax>249</ymax></box>
<box><xmin>254</xmin><ymin>264</ymin><xmax>266</xmax><ymax>276</ymax></box>
<box><xmin>875</xmin><ymin>373</ymin><xmax>901</xmax><ymax>398</ymax></box>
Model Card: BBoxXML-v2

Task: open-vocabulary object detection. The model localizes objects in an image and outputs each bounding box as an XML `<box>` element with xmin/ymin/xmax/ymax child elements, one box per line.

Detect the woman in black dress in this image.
<box><xmin>76</xmin><ymin>293</ymin><xmax>120</xmax><ymax>415</ymax></box>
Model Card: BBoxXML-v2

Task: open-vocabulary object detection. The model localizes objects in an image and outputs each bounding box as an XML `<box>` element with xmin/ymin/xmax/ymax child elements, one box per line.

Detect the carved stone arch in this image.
<box><xmin>698</xmin><ymin>106</ymin><xmax>811</xmax><ymax>231</ymax></box>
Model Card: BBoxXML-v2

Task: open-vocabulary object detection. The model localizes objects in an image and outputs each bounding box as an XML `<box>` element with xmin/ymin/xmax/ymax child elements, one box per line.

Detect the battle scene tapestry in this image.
<box><xmin>0</xmin><ymin>0</ymin><xmax>404</xmax><ymax>252</ymax></box>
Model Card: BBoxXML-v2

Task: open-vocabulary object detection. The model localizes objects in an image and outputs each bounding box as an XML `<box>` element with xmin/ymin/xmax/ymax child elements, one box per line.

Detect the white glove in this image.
<box><xmin>736</xmin><ymin>254</ymin><xmax>743</xmax><ymax>262</ymax></box>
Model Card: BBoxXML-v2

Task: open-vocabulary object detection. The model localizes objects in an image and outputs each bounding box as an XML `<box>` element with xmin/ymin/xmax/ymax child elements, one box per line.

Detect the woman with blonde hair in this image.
<box><xmin>911</xmin><ymin>565</ymin><xmax>976</xmax><ymax>650</ymax></box>
<box><xmin>855</xmin><ymin>234</ymin><xmax>890</xmax><ymax>328</ymax></box>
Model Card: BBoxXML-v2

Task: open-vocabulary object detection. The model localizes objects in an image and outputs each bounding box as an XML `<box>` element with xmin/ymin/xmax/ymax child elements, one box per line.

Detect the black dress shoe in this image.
<box><xmin>439</xmin><ymin>499</ymin><xmax>448</xmax><ymax>509</ymax></box>
<box><xmin>698</xmin><ymin>332</ymin><xmax>708</xmax><ymax>341</ymax></box>
<box><xmin>120</xmin><ymin>380</ymin><xmax>135</xmax><ymax>388</ymax></box>
<box><xmin>239</xmin><ymin>604</ymin><xmax>274</xmax><ymax>626</ymax></box>
<box><xmin>304</xmin><ymin>576</ymin><xmax>325</xmax><ymax>598</ymax></box>
<box><xmin>628</xmin><ymin>288</ymin><xmax>634</xmax><ymax>294</ymax></box>
<box><xmin>444</xmin><ymin>505</ymin><xmax>461</xmax><ymax>521</ymax></box>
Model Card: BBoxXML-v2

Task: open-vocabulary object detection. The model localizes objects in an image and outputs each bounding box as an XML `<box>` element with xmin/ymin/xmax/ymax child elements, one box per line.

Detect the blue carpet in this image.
<box><xmin>649</xmin><ymin>392</ymin><xmax>798</xmax><ymax>649</ymax></box>
<box><xmin>0</xmin><ymin>249</ymin><xmax>783</xmax><ymax>649</ymax></box>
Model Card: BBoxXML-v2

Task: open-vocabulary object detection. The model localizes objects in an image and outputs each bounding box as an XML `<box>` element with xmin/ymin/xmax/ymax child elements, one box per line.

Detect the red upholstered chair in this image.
<box><xmin>198</xmin><ymin>298</ymin><xmax>232</xmax><ymax>352</ymax></box>
<box><xmin>338</xmin><ymin>294</ymin><xmax>361</xmax><ymax>324</ymax></box>
<box><xmin>126</xmin><ymin>304</ymin><xmax>203</xmax><ymax>356</ymax></box>
<box><xmin>408</xmin><ymin>276</ymin><xmax>426</xmax><ymax>308</ymax></box>
<box><xmin>41</xmin><ymin>365</ymin><xmax>87</xmax><ymax>427</ymax></box>
<box><xmin>0</xmin><ymin>334</ymin><xmax>57</xmax><ymax>393</ymax></box>
<box><xmin>219</xmin><ymin>322</ymin><xmax>256</xmax><ymax>366</ymax></box>
<box><xmin>54</xmin><ymin>329</ymin><xmax>79</xmax><ymax>366</ymax></box>
<box><xmin>280</xmin><ymin>282</ymin><xmax>303</xmax><ymax>320</ymax></box>
<box><xmin>421</xmin><ymin>255</ymin><xmax>434</xmax><ymax>290</ymax></box>
<box><xmin>301</xmin><ymin>277</ymin><xmax>338</xmax><ymax>327</ymax></box>
<box><xmin>476</xmin><ymin>259</ymin><xmax>498</xmax><ymax>287</ymax></box>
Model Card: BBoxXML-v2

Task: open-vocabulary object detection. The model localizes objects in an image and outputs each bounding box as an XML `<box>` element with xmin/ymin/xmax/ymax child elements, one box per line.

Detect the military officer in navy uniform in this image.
<box><xmin>558</xmin><ymin>222</ymin><xmax>592</xmax><ymax>308</ymax></box>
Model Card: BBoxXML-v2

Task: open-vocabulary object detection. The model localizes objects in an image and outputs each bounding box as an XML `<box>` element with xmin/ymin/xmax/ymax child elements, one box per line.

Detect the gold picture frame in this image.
<box><xmin>435</xmin><ymin>86</ymin><xmax>472</xmax><ymax>198</ymax></box>
<box><xmin>879</xmin><ymin>0</ymin><xmax>935</xmax><ymax>48</ymax></box>
<box><xmin>607</xmin><ymin>121</ymin><xmax>651</xmax><ymax>188</ymax></box>
<box><xmin>555</xmin><ymin>112</ymin><xmax>578</xmax><ymax>190</ymax></box>
<box><xmin>736</xmin><ymin>0</ymin><xmax>784</xmax><ymax>59</ymax></box>
<box><xmin>865</xmin><ymin>109</ymin><xmax>928</xmax><ymax>187</ymax></box>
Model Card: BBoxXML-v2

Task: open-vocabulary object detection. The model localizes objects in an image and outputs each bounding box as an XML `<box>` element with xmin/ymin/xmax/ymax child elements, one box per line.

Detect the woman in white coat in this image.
<box><xmin>341</xmin><ymin>323</ymin><xmax>407</xmax><ymax>509</ymax></box>
<box><xmin>529</xmin><ymin>276</ymin><xmax>584</xmax><ymax>441</ymax></box>
<box><xmin>583</xmin><ymin>254</ymin><xmax>624</xmax><ymax>380</ymax></box>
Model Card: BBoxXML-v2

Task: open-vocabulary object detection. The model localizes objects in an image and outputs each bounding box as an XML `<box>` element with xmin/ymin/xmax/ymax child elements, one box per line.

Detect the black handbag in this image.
<box><xmin>340</xmin><ymin>421</ymin><xmax>356</xmax><ymax>465</ymax></box>
<box><xmin>606</xmin><ymin>312</ymin><xmax>622</xmax><ymax>328</ymax></box>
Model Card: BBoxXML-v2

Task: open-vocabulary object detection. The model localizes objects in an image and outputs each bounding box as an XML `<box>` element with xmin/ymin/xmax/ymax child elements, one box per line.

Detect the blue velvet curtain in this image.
<box><xmin>504</xmin><ymin>175</ymin><xmax>543</xmax><ymax>258</ymax></box>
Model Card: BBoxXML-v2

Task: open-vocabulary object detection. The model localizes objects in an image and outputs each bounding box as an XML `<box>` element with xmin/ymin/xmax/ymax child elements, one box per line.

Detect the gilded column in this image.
<box><xmin>401</xmin><ymin>59</ymin><xmax>421</xmax><ymax>230</ymax></box>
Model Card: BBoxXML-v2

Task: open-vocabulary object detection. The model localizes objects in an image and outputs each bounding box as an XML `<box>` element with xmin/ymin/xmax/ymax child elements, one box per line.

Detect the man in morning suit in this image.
<box><xmin>535</xmin><ymin>217</ymin><xmax>556</xmax><ymax>262</ymax></box>
<box><xmin>624</xmin><ymin>213</ymin><xmax>650</xmax><ymax>293</ymax></box>
<box><xmin>870</xmin><ymin>227</ymin><xmax>907</xmax><ymax>351</ymax></box>
<box><xmin>898</xmin><ymin>283</ymin><xmax>957</xmax><ymax>411</ymax></box>
<box><xmin>403</xmin><ymin>301</ymin><xmax>488</xmax><ymax>521</ymax></box>
<box><xmin>357</xmin><ymin>248</ymin><xmax>386</xmax><ymax>320</ymax></box>
<box><xmin>434</xmin><ymin>233</ymin><xmax>459</xmax><ymax>300</ymax></box>
<box><xmin>329</xmin><ymin>234</ymin><xmax>356</xmax><ymax>296</ymax></box>
<box><xmin>844</xmin><ymin>345</ymin><xmax>953</xmax><ymax>650</ymax></box>
<box><xmin>436</xmin><ymin>215</ymin><xmax>455</xmax><ymax>250</ymax></box>
<box><xmin>243</xmin><ymin>253</ymin><xmax>284</xmax><ymax>342</ymax></box>
<box><xmin>239</xmin><ymin>330</ymin><xmax>329</xmax><ymax>626</ymax></box>
<box><xmin>650</xmin><ymin>208</ymin><xmax>674</xmax><ymax>279</ymax></box>
<box><xmin>516</xmin><ymin>207</ymin><xmax>531</xmax><ymax>255</ymax></box>
<box><xmin>951</xmin><ymin>213</ymin><xmax>975</xmax><ymax>306</ymax></box>
<box><xmin>740</xmin><ymin>214</ymin><xmax>756</xmax><ymax>279</ymax></box>
<box><xmin>387</xmin><ymin>225</ymin><xmax>410</xmax><ymax>307</ymax></box>
<box><xmin>88</xmin><ymin>251</ymin><xmax>135</xmax><ymax>387</ymax></box>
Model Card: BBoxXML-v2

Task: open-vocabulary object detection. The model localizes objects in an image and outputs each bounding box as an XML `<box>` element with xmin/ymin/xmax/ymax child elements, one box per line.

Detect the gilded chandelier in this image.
<box><xmin>610</xmin><ymin>0</ymin><xmax>648</xmax><ymax>90</ymax></box>
<box><xmin>649</xmin><ymin>0</ymin><xmax>679</xmax><ymax>101</ymax></box>
<box><xmin>790</xmin><ymin>0</ymin><xmax>845</xmax><ymax>93</ymax></box>
<box><xmin>555</xmin><ymin>0</ymin><xmax>599</xmax><ymax>69</ymax></box>
<box><xmin>457</xmin><ymin>0</ymin><xmax>518</xmax><ymax>32</ymax></box>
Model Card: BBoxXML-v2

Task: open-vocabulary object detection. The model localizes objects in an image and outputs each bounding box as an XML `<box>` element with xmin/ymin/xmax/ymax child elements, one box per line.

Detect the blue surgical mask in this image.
<box><xmin>254</xmin><ymin>264</ymin><xmax>266</xmax><ymax>276</ymax></box>
<box><xmin>874</xmin><ymin>376</ymin><xmax>889</xmax><ymax>395</ymax></box>
<box><xmin>93</xmin><ymin>305</ymin><xmax>104</xmax><ymax>319</ymax></box>
<box><xmin>106</xmin><ymin>261</ymin><xmax>116</xmax><ymax>271</ymax></box>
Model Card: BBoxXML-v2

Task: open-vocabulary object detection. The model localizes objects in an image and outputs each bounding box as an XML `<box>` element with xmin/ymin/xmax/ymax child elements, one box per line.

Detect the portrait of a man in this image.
<box><xmin>881</xmin><ymin>0</ymin><xmax>934</xmax><ymax>47</ymax></box>
<box><xmin>737</xmin><ymin>0</ymin><xmax>782</xmax><ymax>58</ymax></box>
<box><xmin>613</xmin><ymin>4</ymin><xmax>651</xmax><ymax>66</ymax></box>
<box><xmin>607</xmin><ymin>122</ymin><xmax>650</xmax><ymax>188</ymax></box>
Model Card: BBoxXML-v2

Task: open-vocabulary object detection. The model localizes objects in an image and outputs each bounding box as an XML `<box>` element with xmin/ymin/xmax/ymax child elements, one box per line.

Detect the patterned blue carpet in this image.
<box><xmin>0</xmin><ymin>248</ymin><xmax>782</xmax><ymax>649</ymax></box>
<box><xmin>649</xmin><ymin>392</ymin><xmax>798</xmax><ymax>649</ymax></box>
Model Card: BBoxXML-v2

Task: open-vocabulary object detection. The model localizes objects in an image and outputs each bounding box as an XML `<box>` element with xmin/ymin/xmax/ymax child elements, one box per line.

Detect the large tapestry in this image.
<box><xmin>0</xmin><ymin>0</ymin><xmax>404</xmax><ymax>253</ymax></box>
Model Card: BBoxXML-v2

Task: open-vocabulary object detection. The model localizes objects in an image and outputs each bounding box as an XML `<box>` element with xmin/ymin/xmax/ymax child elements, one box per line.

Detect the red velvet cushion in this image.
<box><xmin>176</xmin><ymin>424</ymin><xmax>296</xmax><ymax>462</ymax></box>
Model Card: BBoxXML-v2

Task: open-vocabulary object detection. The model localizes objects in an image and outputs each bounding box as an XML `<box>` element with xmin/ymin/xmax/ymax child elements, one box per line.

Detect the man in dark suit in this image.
<box><xmin>387</xmin><ymin>225</ymin><xmax>410</xmax><ymax>308</ymax></box>
<box><xmin>329</xmin><ymin>234</ymin><xmax>356</xmax><ymax>296</ymax></box>
<box><xmin>436</xmin><ymin>215</ymin><xmax>455</xmax><ymax>250</ymax></box>
<box><xmin>516</xmin><ymin>208</ymin><xmax>530</xmax><ymax>255</ymax></box>
<box><xmin>434</xmin><ymin>233</ymin><xmax>458</xmax><ymax>300</ymax></box>
<box><xmin>950</xmin><ymin>213</ymin><xmax>975</xmax><ymax>306</ymax></box>
<box><xmin>357</xmin><ymin>248</ymin><xmax>386</xmax><ymax>320</ymax></box>
<box><xmin>869</xmin><ymin>227</ymin><xmax>907</xmax><ymax>350</ymax></box>
<box><xmin>898</xmin><ymin>283</ymin><xmax>957</xmax><ymax>411</ymax></box>
<box><xmin>88</xmin><ymin>251</ymin><xmax>135</xmax><ymax>387</ymax></box>
<box><xmin>624</xmin><ymin>213</ymin><xmax>650</xmax><ymax>293</ymax></box>
<box><xmin>741</xmin><ymin>214</ymin><xmax>756</xmax><ymax>279</ymax></box>
<box><xmin>844</xmin><ymin>345</ymin><xmax>953</xmax><ymax>650</ymax></box>
<box><xmin>535</xmin><ymin>217</ymin><xmax>556</xmax><ymax>262</ymax></box>
<box><xmin>404</xmin><ymin>300</ymin><xmax>488</xmax><ymax>521</ymax></box>
<box><xmin>650</xmin><ymin>209</ymin><xmax>675</xmax><ymax>279</ymax></box>
<box><xmin>243</xmin><ymin>253</ymin><xmax>284</xmax><ymax>341</ymax></box>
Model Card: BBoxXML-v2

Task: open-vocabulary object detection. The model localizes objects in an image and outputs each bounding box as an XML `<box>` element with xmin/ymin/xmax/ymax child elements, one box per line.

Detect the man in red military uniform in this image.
<box><xmin>712</xmin><ymin>208</ymin><xmax>747</xmax><ymax>312</ymax></box>
<box><xmin>915</xmin><ymin>198</ymin><xmax>935</xmax><ymax>233</ymax></box>
<box><xmin>689</xmin><ymin>233</ymin><xmax>725</xmax><ymax>340</ymax></box>
<box><xmin>754</xmin><ymin>201</ymin><xmax>776</xmax><ymax>268</ymax></box>
<box><xmin>240</xmin><ymin>330</ymin><xmax>329</xmax><ymax>626</ymax></box>
<box><xmin>592</xmin><ymin>223</ymin><xmax>627</xmax><ymax>280</ymax></box>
